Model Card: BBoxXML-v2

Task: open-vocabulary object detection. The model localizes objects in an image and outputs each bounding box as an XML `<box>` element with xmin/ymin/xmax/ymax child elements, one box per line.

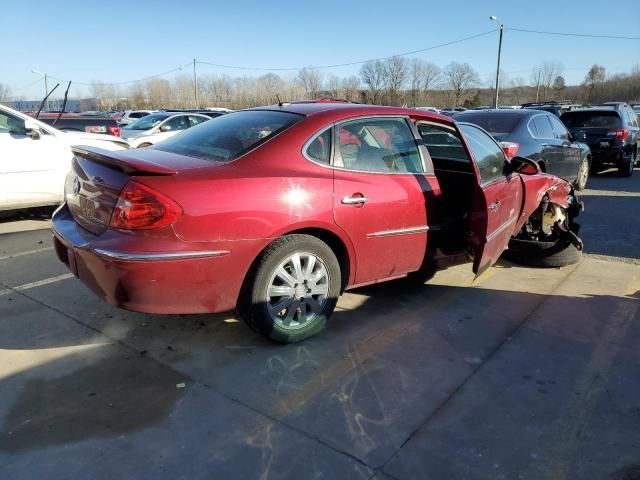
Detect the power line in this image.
<box><xmin>508</xmin><ymin>27</ymin><xmax>640</xmax><ymax>41</ymax></box>
<box><xmin>197</xmin><ymin>29</ymin><xmax>498</xmax><ymax>71</ymax></box>
<box><xmin>12</xmin><ymin>77</ymin><xmax>45</xmax><ymax>92</ymax></box>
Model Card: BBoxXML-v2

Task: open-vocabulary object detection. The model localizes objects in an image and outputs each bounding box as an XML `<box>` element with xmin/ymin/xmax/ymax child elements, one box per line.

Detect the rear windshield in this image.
<box><xmin>153</xmin><ymin>110</ymin><xmax>302</xmax><ymax>162</ymax></box>
<box><xmin>126</xmin><ymin>113</ymin><xmax>169</xmax><ymax>130</ymax></box>
<box><xmin>452</xmin><ymin>112</ymin><xmax>521</xmax><ymax>137</ymax></box>
<box><xmin>561</xmin><ymin>111</ymin><xmax>621</xmax><ymax>129</ymax></box>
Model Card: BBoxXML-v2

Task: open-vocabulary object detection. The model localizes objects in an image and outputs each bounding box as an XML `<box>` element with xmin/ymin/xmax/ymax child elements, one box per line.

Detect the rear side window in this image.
<box><xmin>334</xmin><ymin>117</ymin><xmax>423</xmax><ymax>173</ymax></box>
<box><xmin>549</xmin><ymin>115</ymin><xmax>569</xmax><ymax>140</ymax></box>
<box><xmin>561</xmin><ymin>111</ymin><xmax>622</xmax><ymax>129</ymax></box>
<box><xmin>530</xmin><ymin>115</ymin><xmax>554</xmax><ymax>139</ymax></box>
<box><xmin>153</xmin><ymin>110</ymin><xmax>302</xmax><ymax>162</ymax></box>
<box><xmin>459</xmin><ymin>123</ymin><xmax>506</xmax><ymax>185</ymax></box>
<box><xmin>305</xmin><ymin>128</ymin><xmax>332</xmax><ymax>164</ymax></box>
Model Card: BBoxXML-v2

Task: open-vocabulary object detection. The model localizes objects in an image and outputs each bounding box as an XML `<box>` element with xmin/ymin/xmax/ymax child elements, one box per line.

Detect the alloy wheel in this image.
<box><xmin>266</xmin><ymin>252</ymin><xmax>330</xmax><ymax>330</ymax></box>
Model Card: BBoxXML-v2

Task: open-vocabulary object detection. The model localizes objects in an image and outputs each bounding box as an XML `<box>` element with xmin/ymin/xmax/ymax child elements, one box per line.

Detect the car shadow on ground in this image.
<box><xmin>1</xmin><ymin>268</ymin><xmax>639</xmax><ymax>480</ymax></box>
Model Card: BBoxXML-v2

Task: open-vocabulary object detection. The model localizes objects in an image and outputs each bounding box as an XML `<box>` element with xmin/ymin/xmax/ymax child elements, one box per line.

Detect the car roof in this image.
<box><xmin>247</xmin><ymin>101</ymin><xmax>452</xmax><ymax>122</ymax></box>
<box><xmin>454</xmin><ymin>108</ymin><xmax>546</xmax><ymax>117</ymax></box>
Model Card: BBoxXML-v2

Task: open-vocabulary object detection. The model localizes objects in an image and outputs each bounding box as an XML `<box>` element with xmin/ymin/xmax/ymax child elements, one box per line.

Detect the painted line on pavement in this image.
<box><xmin>0</xmin><ymin>273</ymin><xmax>74</xmax><ymax>297</ymax></box>
<box><xmin>0</xmin><ymin>247</ymin><xmax>53</xmax><ymax>261</ymax></box>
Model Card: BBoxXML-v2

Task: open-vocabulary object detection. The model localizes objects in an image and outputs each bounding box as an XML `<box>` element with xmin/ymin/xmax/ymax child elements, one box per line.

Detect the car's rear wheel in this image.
<box><xmin>239</xmin><ymin>234</ymin><xmax>341</xmax><ymax>343</ymax></box>
<box><xmin>574</xmin><ymin>157</ymin><xmax>590</xmax><ymax>191</ymax></box>
<box><xmin>618</xmin><ymin>151</ymin><xmax>634</xmax><ymax>177</ymax></box>
<box><xmin>503</xmin><ymin>237</ymin><xmax>582</xmax><ymax>268</ymax></box>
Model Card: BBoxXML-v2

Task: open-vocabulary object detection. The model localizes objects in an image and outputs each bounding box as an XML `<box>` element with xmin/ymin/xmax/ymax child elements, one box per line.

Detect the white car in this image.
<box><xmin>118</xmin><ymin>109</ymin><xmax>155</xmax><ymax>127</ymax></box>
<box><xmin>122</xmin><ymin>112</ymin><xmax>210</xmax><ymax>148</ymax></box>
<box><xmin>0</xmin><ymin>104</ymin><xmax>129</xmax><ymax>212</ymax></box>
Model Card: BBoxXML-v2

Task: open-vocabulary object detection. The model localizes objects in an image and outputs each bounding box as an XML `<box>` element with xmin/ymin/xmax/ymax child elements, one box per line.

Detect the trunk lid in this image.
<box><xmin>66</xmin><ymin>147</ymin><xmax>213</xmax><ymax>235</ymax></box>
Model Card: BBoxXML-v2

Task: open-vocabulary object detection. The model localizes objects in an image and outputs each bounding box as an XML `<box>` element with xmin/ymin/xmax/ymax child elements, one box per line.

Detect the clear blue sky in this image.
<box><xmin>5</xmin><ymin>0</ymin><xmax>639</xmax><ymax>99</ymax></box>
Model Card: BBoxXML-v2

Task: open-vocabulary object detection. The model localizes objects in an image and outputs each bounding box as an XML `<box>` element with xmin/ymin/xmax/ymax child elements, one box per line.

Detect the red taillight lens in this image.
<box><xmin>110</xmin><ymin>181</ymin><xmax>182</xmax><ymax>230</ymax></box>
<box><xmin>108</xmin><ymin>126</ymin><xmax>121</xmax><ymax>137</ymax></box>
<box><xmin>500</xmin><ymin>141</ymin><xmax>520</xmax><ymax>159</ymax></box>
<box><xmin>607</xmin><ymin>129</ymin><xmax>630</xmax><ymax>140</ymax></box>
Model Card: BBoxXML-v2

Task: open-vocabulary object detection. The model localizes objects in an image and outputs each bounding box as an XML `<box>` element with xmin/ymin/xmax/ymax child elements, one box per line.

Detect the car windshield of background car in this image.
<box><xmin>153</xmin><ymin>110</ymin><xmax>302</xmax><ymax>163</ymax></box>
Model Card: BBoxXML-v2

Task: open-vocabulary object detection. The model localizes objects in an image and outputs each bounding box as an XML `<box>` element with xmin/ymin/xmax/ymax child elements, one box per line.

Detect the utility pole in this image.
<box><xmin>535</xmin><ymin>70</ymin><xmax>541</xmax><ymax>102</ymax></box>
<box><xmin>193</xmin><ymin>58</ymin><xmax>198</xmax><ymax>108</ymax></box>
<box><xmin>490</xmin><ymin>16</ymin><xmax>503</xmax><ymax>109</ymax></box>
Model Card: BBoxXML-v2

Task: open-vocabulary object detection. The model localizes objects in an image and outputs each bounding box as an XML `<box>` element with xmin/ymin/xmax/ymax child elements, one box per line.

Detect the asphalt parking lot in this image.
<box><xmin>1</xmin><ymin>168</ymin><xmax>639</xmax><ymax>480</ymax></box>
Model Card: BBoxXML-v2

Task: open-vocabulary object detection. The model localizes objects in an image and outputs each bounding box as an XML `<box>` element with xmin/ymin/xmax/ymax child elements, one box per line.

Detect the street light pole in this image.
<box><xmin>490</xmin><ymin>16</ymin><xmax>504</xmax><ymax>109</ymax></box>
<box><xmin>193</xmin><ymin>58</ymin><xmax>198</xmax><ymax>108</ymax></box>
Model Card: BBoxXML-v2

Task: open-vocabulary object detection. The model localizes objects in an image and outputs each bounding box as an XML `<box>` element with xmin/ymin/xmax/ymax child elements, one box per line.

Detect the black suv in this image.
<box><xmin>521</xmin><ymin>101</ymin><xmax>582</xmax><ymax>117</ymax></box>
<box><xmin>561</xmin><ymin>104</ymin><xmax>639</xmax><ymax>177</ymax></box>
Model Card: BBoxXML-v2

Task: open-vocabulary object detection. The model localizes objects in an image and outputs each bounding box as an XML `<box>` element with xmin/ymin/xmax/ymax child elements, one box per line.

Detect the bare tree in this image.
<box><xmin>360</xmin><ymin>60</ymin><xmax>386</xmax><ymax>104</ymax></box>
<box><xmin>584</xmin><ymin>64</ymin><xmax>606</xmax><ymax>102</ymax></box>
<box><xmin>341</xmin><ymin>76</ymin><xmax>361</xmax><ymax>102</ymax></box>
<box><xmin>443</xmin><ymin>62</ymin><xmax>480</xmax><ymax>107</ymax></box>
<box><xmin>326</xmin><ymin>75</ymin><xmax>340</xmax><ymax>99</ymax></box>
<box><xmin>408</xmin><ymin>59</ymin><xmax>440</xmax><ymax>106</ymax></box>
<box><xmin>538</xmin><ymin>61</ymin><xmax>564</xmax><ymax>101</ymax></box>
<box><xmin>297</xmin><ymin>68</ymin><xmax>323</xmax><ymax>100</ymax></box>
<box><xmin>509</xmin><ymin>77</ymin><xmax>527</xmax><ymax>105</ymax></box>
<box><xmin>0</xmin><ymin>83</ymin><xmax>11</xmax><ymax>102</ymax></box>
<box><xmin>383</xmin><ymin>56</ymin><xmax>407</xmax><ymax>104</ymax></box>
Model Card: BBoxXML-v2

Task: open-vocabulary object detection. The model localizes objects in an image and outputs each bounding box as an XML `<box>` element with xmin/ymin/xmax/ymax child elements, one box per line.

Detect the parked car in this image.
<box><xmin>52</xmin><ymin>102</ymin><xmax>583</xmax><ymax>343</ymax></box>
<box><xmin>0</xmin><ymin>104</ymin><xmax>129</xmax><ymax>212</ymax></box>
<box><xmin>122</xmin><ymin>112</ymin><xmax>210</xmax><ymax>147</ymax></box>
<box><xmin>414</xmin><ymin>106</ymin><xmax>440</xmax><ymax>114</ymax></box>
<box><xmin>118</xmin><ymin>110</ymin><xmax>155</xmax><ymax>126</ymax></box>
<box><xmin>561</xmin><ymin>104</ymin><xmax>640</xmax><ymax>176</ymax></box>
<box><xmin>161</xmin><ymin>108</ymin><xmax>231</xmax><ymax>119</ymax></box>
<box><xmin>34</xmin><ymin>113</ymin><xmax>121</xmax><ymax>137</ymax></box>
<box><xmin>452</xmin><ymin>109</ymin><xmax>592</xmax><ymax>190</ymax></box>
<box><xmin>521</xmin><ymin>101</ymin><xmax>582</xmax><ymax>117</ymax></box>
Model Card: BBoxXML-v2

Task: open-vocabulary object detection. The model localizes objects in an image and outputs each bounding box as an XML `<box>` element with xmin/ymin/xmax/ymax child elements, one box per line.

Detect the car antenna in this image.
<box><xmin>52</xmin><ymin>81</ymin><xmax>72</xmax><ymax>128</ymax></box>
<box><xmin>35</xmin><ymin>83</ymin><xmax>60</xmax><ymax>119</ymax></box>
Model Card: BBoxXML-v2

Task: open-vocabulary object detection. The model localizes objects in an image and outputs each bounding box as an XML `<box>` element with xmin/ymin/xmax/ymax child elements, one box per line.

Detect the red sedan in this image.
<box><xmin>52</xmin><ymin>101</ymin><xmax>583</xmax><ymax>343</ymax></box>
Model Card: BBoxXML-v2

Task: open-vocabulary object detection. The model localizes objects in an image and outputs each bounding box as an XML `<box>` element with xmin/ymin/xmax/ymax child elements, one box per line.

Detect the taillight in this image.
<box><xmin>110</xmin><ymin>181</ymin><xmax>182</xmax><ymax>230</ymax></box>
<box><xmin>607</xmin><ymin>129</ymin><xmax>630</xmax><ymax>140</ymax></box>
<box><xmin>500</xmin><ymin>141</ymin><xmax>520</xmax><ymax>159</ymax></box>
<box><xmin>108</xmin><ymin>126</ymin><xmax>121</xmax><ymax>137</ymax></box>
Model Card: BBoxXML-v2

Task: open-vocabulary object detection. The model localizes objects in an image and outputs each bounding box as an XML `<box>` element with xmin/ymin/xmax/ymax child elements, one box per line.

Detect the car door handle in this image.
<box><xmin>489</xmin><ymin>200</ymin><xmax>501</xmax><ymax>211</ymax></box>
<box><xmin>342</xmin><ymin>195</ymin><xmax>368</xmax><ymax>205</ymax></box>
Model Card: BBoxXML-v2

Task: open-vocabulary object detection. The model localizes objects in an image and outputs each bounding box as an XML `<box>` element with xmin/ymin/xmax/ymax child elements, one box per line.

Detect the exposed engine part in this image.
<box><xmin>542</xmin><ymin>204</ymin><xmax>566</xmax><ymax>236</ymax></box>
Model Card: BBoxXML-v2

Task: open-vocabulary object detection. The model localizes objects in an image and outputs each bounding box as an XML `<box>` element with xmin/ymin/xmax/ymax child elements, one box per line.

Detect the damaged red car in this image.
<box><xmin>52</xmin><ymin>102</ymin><xmax>583</xmax><ymax>343</ymax></box>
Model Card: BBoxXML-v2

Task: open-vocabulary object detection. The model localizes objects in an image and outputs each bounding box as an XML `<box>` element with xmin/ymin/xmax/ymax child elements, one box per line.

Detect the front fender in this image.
<box><xmin>516</xmin><ymin>173</ymin><xmax>577</xmax><ymax>232</ymax></box>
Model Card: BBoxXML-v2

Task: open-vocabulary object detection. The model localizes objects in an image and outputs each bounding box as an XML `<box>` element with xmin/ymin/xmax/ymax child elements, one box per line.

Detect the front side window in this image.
<box><xmin>459</xmin><ymin>123</ymin><xmax>506</xmax><ymax>185</ymax></box>
<box><xmin>163</xmin><ymin>115</ymin><xmax>190</xmax><ymax>131</ymax></box>
<box><xmin>189</xmin><ymin>115</ymin><xmax>209</xmax><ymax>127</ymax></box>
<box><xmin>334</xmin><ymin>117</ymin><xmax>423</xmax><ymax>173</ymax></box>
<box><xmin>0</xmin><ymin>111</ymin><xmax>25</xmax><ymax>134</ymax></box>
<box><xmin>530</xmin><ymin>115</ymin><xmax>554</xmax><ymax>139</ymax></box>
<box><xmin>418</xmin><ymin>123</ymin><xmax>468</xmax><ymax>164</ymax></box>
<box><xmin>127</xmin><ymin>113</ymin><xmax>169</xmax><ymax>130</ymax></box>
<box><xmin>549</xmin><ymin>115</ymin><xmax>569</xmax><ymax>140</ymax></box>
<box><xmin>153</xmin><ymin>110</ymin><xmax>302</xmax><ymax>163</ymax></box>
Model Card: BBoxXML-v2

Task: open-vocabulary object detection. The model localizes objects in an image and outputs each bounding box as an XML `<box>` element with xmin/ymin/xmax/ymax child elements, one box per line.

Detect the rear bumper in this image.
<box><xmin>51</xmin><ymin>204</ymin><xmax>248</xmax><ymax>314</ymax></box>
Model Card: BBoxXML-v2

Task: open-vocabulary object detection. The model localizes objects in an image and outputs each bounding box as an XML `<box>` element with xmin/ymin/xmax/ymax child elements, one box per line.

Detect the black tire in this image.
<box><xmin>617</xmin><ymin>152</ymin><xmax>634</xmax><ymax>177</ymax></box>
<box><xmin>502</xmin><ymin>237</ymin><xmax>582</xmax><ymax>268</ymax></box>
<box><xmin>574</xmin><ymin>157</ymin><xmax>590</xmax><ymax>191</ymax></box>
<box><xmin>238</xmin><ymin>234</ymin><xmax>341</xmax><ymax>343</ymax></box>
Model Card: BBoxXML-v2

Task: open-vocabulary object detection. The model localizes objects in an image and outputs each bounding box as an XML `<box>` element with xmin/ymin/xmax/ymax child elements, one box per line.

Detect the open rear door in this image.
<box><xmin>458</xmin><ymin>124</ymin><xmax>524</xmax><ymax>275</ymax></box>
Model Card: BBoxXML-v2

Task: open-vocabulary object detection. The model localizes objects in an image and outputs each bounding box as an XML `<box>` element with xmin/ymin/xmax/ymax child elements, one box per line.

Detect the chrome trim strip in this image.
<box><xmin>486</xmin><ymin>216</ymin><xmax>517</xmax><ymax>243</ymax></box>
<box><xmin>367</xmin><ymin>225</ymin><xmax>429</xmax><ymax>238</ymax></box>
<box><xmin>92</xmin><ymin>249</ymin><xmax>230</xmax><ymax>261</ymax></box>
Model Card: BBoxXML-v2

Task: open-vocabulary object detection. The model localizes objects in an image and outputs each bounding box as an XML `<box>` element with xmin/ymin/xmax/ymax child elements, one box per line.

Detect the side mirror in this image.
<box><xmin>159</xmin><ymin>124</ymin><xmax>172</xmax><ymax>132</ymax></box>
<box><xmin>23</xmin><ymin>120</ymin><xmax>41</xmax><ymax>140</ymax></box>
<box><xmin>510</xmin><ymin>156</ymin><xmax>540</xmax><ymax>175</ymax></box>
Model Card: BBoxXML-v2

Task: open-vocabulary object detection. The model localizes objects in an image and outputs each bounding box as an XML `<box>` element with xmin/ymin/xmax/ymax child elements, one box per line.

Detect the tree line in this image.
<box><xmin>2</xmin><ymin>59</ymin><xmax>639</xmax><ymax>111</ymax></box>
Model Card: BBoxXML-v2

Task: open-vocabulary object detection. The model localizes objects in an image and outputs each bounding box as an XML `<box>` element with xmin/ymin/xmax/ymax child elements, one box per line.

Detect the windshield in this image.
<box><xmin>453</xmin><ymin>112</ymin><xmax>521</xmax><ymax>138</ymax></box>
<box><xmin>561</xmin><ymin>111</ymin><xmax>621</xmax><ymax>129</ymax></box>
<box><xmin>126</xmin><ymin>113</ymin><xmax>170</xmax><ymax>130</ymax></box>
<box><xmin>152</xmin><ymin>110</ymin><xmax>302</xmax><ymax>162</ymax></box>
